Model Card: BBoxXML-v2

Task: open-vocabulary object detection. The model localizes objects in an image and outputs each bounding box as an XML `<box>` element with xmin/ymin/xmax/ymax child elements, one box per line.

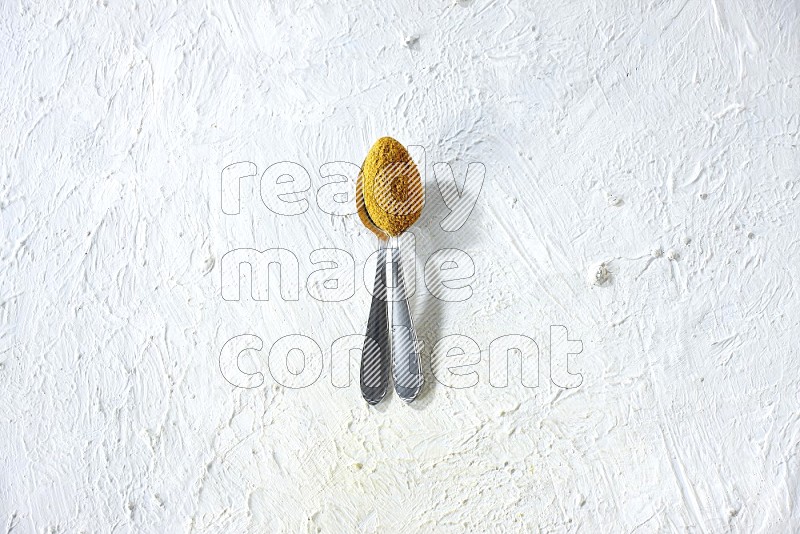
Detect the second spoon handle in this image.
<box><xmin>388</xmin><ymin>243</ymin><xmax>423</xmax><ymax>403</ymax></box>
<box><xmin>360</xmin><ymin>247</ymin><xmax>390</xmax><ymax>405</ymax></box>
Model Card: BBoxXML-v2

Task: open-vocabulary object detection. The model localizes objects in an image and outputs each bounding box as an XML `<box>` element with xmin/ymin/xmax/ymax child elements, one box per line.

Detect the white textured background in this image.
<box><xmin>2</xmin><ymin>0</ymin><xmax>799</xmax><ymax>532</ymax></box>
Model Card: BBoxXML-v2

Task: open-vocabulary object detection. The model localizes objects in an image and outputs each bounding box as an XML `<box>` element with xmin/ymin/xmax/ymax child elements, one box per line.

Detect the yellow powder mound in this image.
<box><xmin>358</xmin><ymin>137</ymin><xmax>423</xmax><ymax>237</ymax></box>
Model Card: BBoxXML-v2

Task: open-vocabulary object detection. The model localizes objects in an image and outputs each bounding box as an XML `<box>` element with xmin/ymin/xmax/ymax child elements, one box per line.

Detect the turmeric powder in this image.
<box><xmin>356</xmin><ymin>137</ymin><xmax>423</xmax><ymax>239</ymax></box>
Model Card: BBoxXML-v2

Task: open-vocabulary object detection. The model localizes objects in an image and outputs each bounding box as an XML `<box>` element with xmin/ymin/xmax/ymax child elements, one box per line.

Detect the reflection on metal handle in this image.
<box><xmin>388</xmin><ymin>243</ymin><xmax>423</xmax><ymax>403</ymax></box>
<box><xmin>360</xmin><ymin>247</ymin><xmax>390</xmax><ymax>405</ymax></box>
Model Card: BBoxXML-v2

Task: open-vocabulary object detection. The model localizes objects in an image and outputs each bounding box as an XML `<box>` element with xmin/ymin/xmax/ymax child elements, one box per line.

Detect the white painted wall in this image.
<box><xmin>2</xmin><ymin>0</ymin><xmax>799</xmax><ymax>532</ymax></box>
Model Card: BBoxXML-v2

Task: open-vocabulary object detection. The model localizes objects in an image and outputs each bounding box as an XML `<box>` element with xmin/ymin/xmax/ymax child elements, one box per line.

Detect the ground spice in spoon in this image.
<box><xmin>356</xmin><ymin>137</ymin><xmax>423</xmax><ymax>238</ymax></box>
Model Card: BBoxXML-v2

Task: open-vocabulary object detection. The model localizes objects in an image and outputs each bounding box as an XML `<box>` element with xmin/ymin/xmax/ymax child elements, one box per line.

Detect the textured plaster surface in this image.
<box><xmin>2</xmin><ymin>0</ymin><xmax>799</xmax><ymax>532</ymax></box>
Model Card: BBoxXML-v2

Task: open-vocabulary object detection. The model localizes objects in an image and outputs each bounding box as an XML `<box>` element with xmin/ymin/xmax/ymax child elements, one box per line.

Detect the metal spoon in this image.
<box><xmin>356</xmin><ymin>172</ymin><xmax>390</xmax><ymax>405</ymax></box>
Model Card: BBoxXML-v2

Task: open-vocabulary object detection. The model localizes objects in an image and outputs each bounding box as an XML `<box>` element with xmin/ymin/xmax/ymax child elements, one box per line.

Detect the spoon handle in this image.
<box><xmin>360</xmin><ymin>247</ymin><xmax>390</xmax><ymax>405</ymax></box>
<box><xmin>388</xmin><ymin>242</ymin><xmax>423</xmax><ymax>402</ymax></box>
